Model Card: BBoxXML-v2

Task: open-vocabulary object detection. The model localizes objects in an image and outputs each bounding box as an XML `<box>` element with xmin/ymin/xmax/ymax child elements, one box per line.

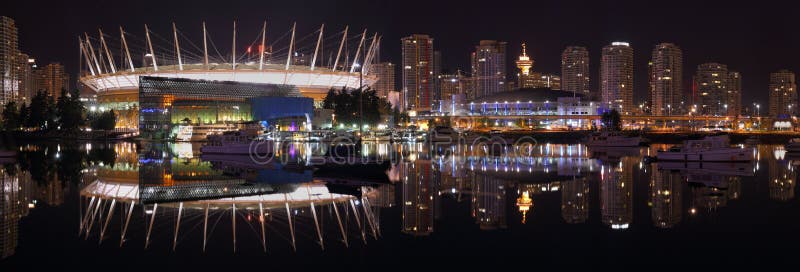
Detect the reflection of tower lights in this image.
<box><xmin>516</xmin><ymin>191</ymin><xmax>533</xmax><ymax>224</ymax></box>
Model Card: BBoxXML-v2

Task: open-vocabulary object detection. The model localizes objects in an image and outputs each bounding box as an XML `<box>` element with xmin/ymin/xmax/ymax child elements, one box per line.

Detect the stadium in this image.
<box><xmin>78</xmin><ymin>21</ymin><xmax>380</xmax><ymax>130</ymax></box>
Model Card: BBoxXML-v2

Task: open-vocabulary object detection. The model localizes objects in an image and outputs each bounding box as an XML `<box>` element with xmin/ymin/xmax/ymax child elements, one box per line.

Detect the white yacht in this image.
<box><xmin>785</xmin><ymin>138</ymin><xmax>800</xmax><ymax>153</ymax></box>
<box><xmin>201</xmin><ymin>126</ymin><xmax>273</xmax><ymax>156</ymax></box>
<box><xmin>585</xmin><ymin>131</ymin><xmax>644</xmax><ymax>147</ymax></box>
<box><xmin>657</xmin><ymin>135</ymin><xmax>753</xmax><ymax>162</ymax></box>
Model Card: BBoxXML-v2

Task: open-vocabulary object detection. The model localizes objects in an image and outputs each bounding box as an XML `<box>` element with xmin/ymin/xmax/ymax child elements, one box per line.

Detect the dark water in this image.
<box><xmin>0</xmin><ymin>141</ymin><xmax>798</xmax><ymax>269</ymax></box>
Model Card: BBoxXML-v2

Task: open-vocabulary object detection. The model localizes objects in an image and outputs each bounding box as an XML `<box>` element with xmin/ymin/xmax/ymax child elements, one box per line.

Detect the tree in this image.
<box><xmin>56</xmin><ymin>88</ymin><xmax>85</xmax><ymax>132</ymax></box>
<box><xmin>322</xmin><ymin>87</ymin><xmax>390</xmax><ymax>128</ymax></box>
<box><xmin>89</xmin><ymin>110</ymin><xmax>116</xmax><ymax>130</ymax></box>
<box><xmin>601</xmin><ymin>109</ymin><xmax>622</xmax><ymax>131</ymax></box>
<box><xmin>27</xmin><ymin>91</ymin><xmax>48</xmax><ymax>129</ymax></box>
<box><xmin>45</xmin><ymin>94</ymin><xmax>57</xmax><ymax>130</ymax></box>
<box><xmin>2</xmin><ymin>101</ymin><xmax>20</xmax><ymax>130</ymax></box>
<box><xmin>18</xmin><ymin>103</ymin><xmax>29</xmax><ymax>129</ymax></box>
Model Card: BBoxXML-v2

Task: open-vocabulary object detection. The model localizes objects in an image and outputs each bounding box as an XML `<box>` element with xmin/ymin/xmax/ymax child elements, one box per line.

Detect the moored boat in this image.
<box><xmin>585</xmin><ymin>131</ymin><xmax>643</xmax><ymax>147</ymax></box>
<box><xmin>656</xmin><ymin>135</ymin><xmax>753</xmax><ymax>162</ymax></box>
<box><xmin>785</xmin><ymin>138</ymin><xmax>800</xmax><ymax>153</ymax></box>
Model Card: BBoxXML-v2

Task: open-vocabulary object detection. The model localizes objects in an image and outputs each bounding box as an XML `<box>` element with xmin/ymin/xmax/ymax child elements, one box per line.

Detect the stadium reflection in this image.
<box><xmin>1</xmin><ymin>141</ymin><xmax>797</xmax><ymax>259</ymax></box>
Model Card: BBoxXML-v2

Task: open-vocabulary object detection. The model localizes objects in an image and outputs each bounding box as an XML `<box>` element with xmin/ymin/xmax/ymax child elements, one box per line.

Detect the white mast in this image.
<box><xmin>332</xmin><ymin>26</ymin><xmax>348</xmax><ymax>72</ymax></box>
<box><xmin>232</xmin><ymin>20</ymin><xmax>237</xmax><ymax>70</ymax></box>
<box><xmin>173</xmin><ymin>23</ymin><xmax>183</xmax><ymax>71</ymax></box>
<box><xmin>310</xmin><ymin>24</ymin><xmax>324</xmax><ymax>71</ymax></box>
<box><xmin>79</xmin><ymin>38</ymin><xmax>96</xmax><ymax>76</ymax></box>
<box><xmin>203</xmin><ymin>22</ymin><xmax>209</xmax><ymax>69</ymax></box>
<box><xmin>144</xmin><ymin>24</ymin><xmax>158</xmax><ymax>71</ymax></box>
<box><xmin>84</xmin><ymin>33</ymin><xmax>103</xmax><ymax>74</ymax></box>
<box><xmin>285</xmin><ymin>22</ymin><xmax>296</xmax><ymax>71</ymax></box>
<box><xmin>119</xmin><ymin>27</ymin><xmax>135</xmax><ymax>72</ymax></box>
<box><xmin>98</xmin><ymin>29</ymin><xmax>116</xmax><ymax>73</ymax></box>
<box><xmin>349</xmin><ymin>29</ymin><xmax>367</xmax><ymax>73</ymax></box>
<box><xmin>259</xmin><ymin>21</ymin><xmax>266</xmax><ymax>70</ymax></box>
<box><xmin>362</xmin><ymin>33</ymin><xmax>378</xmax><ymax>75</ymax></box>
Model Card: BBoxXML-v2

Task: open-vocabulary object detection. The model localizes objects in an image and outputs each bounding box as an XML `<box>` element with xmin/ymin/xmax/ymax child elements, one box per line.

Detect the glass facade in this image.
<box><xmin>139</xmin><ymin>76</ymin><xmax>304</xmax><ymax>140</ymax></box>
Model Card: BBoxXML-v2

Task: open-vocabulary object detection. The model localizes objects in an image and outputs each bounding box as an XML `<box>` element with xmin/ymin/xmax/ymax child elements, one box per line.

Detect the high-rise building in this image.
<box><xmin>433</xmin><ymin>51</ymin><xmax>442</xmax><ymax>100</ymax></box>
<box><xmin>438</xmin><ymin>71</ymin><xmax>466</xmax><ymax>99</ymax></box>
<box><xmin>17</xmin><ymin>54</ymin><xmax>36</xmax><ymax>104</ymax></box>
<box><xmin>649</xmin><ymin>43</ymin><xmax>683</xmax><ymax>115</ymax></box>
<box><xmin>401</xmin><ymin>34</ymin><xmax>434</xmax><ymax>111</ymax></box>
<box><xmin>561</xmin><ymin>46</ymin><xmax>590</xmax><ymax>96</ymax></box>
<box><xmin>600</xmin><ymin>42</ymin><xmax>634</xmax><ymax>114</ymax></box>
<box><xmin>35</xmin><ymin>63</ymin><xmax>70</xmax><ymax>98</ymax></box>
<box><xmin>727</xmin><ymin>71</ymin><xmax>742</xmax><ymax>116</ymax></box>
<box><xmin>539</xmin><ymin>74</ymin><xmax>561</xmax><ymax>90</ymax></box>
<box><xmin>372</xmin><ymin>62</ymin><xmax>395</xmax><ymax>99</ymax></box>
<box><xmin>1</xmin><ymin>16</ymin><xmax>20</xmax><ymax>106</ymax></box>
<box><xmin>471</xmin><ymin>40</ymin><xmax>507</xmax><ymax>98</ymax></box>
<box><xmin>768</xmin><ymin>69</ymin><xmax>797</xmax><ymax>118</ymax></box>
<box><xmin>694</xmin><ymin>63</ymin><xmax>728</xmax><ymax>116</ymax></box>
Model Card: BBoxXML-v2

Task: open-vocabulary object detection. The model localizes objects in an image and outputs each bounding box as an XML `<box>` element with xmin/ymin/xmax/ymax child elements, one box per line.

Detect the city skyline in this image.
<box><xmin>2</xmin><ymin>0</ymin><xmax>798</xmax><ymax>110</ymax></box>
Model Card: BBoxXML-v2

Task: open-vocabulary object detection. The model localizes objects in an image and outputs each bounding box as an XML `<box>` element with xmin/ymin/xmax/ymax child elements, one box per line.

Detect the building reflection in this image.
<box><xmin>1</xmin><ymin>167</ymin><xmax>26</xmax><ymax>259</ymax></box>
<box><xmin>768</xmin><ymin>153</ymin><xmax>796</xmax><ymax>201</ymax></box>
<box><xmin>600</xmin><ymin>157</ymin><xmax>634</xmax><ymax>230</ymax></box>
<box><xmin>472</xmin><ymin>174</ymin><xmax>506</xmax><ymax>230</ymax></box>
<box><xmin>401</xmin><ymin>159</ymin><xmax>435</xmax><ymax>236</ymax></box>
<box><xmin>650</xmin><ymin>164</ymin><xmax>682</xmax><ymax>228</ymax></box>
<box><xmin>8</xmin><ymin>141</ymin><xmax>798</xmax><ymax>259</ymax></box>
<box><xmin>561</xmin><ymin>177</ymin><xmax>589</xmax><ymax>224</ymax></box>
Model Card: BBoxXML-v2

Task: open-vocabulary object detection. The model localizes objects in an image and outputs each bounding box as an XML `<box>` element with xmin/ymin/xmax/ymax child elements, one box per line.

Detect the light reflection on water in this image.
<box><xmin>0</xmin><ymin>142</ymin><xmax>796</xmax><ymax>262</ymax></box>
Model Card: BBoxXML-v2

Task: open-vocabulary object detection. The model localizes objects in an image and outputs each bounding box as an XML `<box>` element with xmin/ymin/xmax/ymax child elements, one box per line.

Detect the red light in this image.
<box><xmin>247</xmin><ymin>46</ymin><xmax>252</xmax><ymax>53</ymax></box>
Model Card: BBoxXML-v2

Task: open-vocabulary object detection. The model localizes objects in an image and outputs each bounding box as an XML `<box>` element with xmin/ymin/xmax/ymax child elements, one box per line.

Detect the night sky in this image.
<box><xmin>5</xmin><ymin>0</ymin><xmax>798</xmax><ymax>108</ymax></box>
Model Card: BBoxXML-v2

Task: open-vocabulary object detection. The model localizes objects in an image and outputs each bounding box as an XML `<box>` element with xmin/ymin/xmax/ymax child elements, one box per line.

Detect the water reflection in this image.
<box><xmin>1</xmin><ymin>142</ymin><xmax>799</xmax><ymax>260</ymax></box>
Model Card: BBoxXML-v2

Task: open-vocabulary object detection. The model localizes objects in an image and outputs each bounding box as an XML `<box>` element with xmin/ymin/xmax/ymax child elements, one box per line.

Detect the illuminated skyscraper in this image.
<box><xmin>35</xmin><ymin>63</ymin><xmax>70</xmax><ymax>98</ymax></box>
<box><xmin>694</xmin><ymin>63</ymin><xmax>728</xmax><ymax>116</ymax></box>
<box><xmin>600</xmin><ymin>42</ymin><xmax>634</xmax><ymax>114</ymax></box>
<box><xmin>401</xmin><ymin>34</ymin><xmax>435</xmax><ymax>111</ymax></box>
<box><xmin>372</xmin><ymin>62</ymin><xmax>396</xmax><ymax>99</ymax></box>
<box><xmin>472</xmin><ymin>40</ymin><xmax>507</xmax><ymax>98</ymax></box>
<box><xmin>17</xmin><ymin>54</ymin><xmax>36</xmax><ymax>104</ymax></box>
<box><xmin>768</xmin><ymin>69</ymin><xmax>797</xmax><ymax>118</ymax></box>
<box><xmin>438</xmin><ymin>71</ymin><xmax>466</xmax><ymax>99</ymax></box>
<box><xmin>727</xmin><ymin>71</ymin><xmax>742</xmax><ymax>116</ymax></box>
<box><xmin>0</xmin><ymin>16</ymin><xmax>19</xmax><ymax>106</ymax></box>
<box><xmin>561</xmin><ymin>46</ymin><xmax>590</xmax><ymax>96</ymax></box>
<box><xmin>649</xmin><ymin>43</ymin><xmax>683</xmax><ymax>115</ymax></box>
